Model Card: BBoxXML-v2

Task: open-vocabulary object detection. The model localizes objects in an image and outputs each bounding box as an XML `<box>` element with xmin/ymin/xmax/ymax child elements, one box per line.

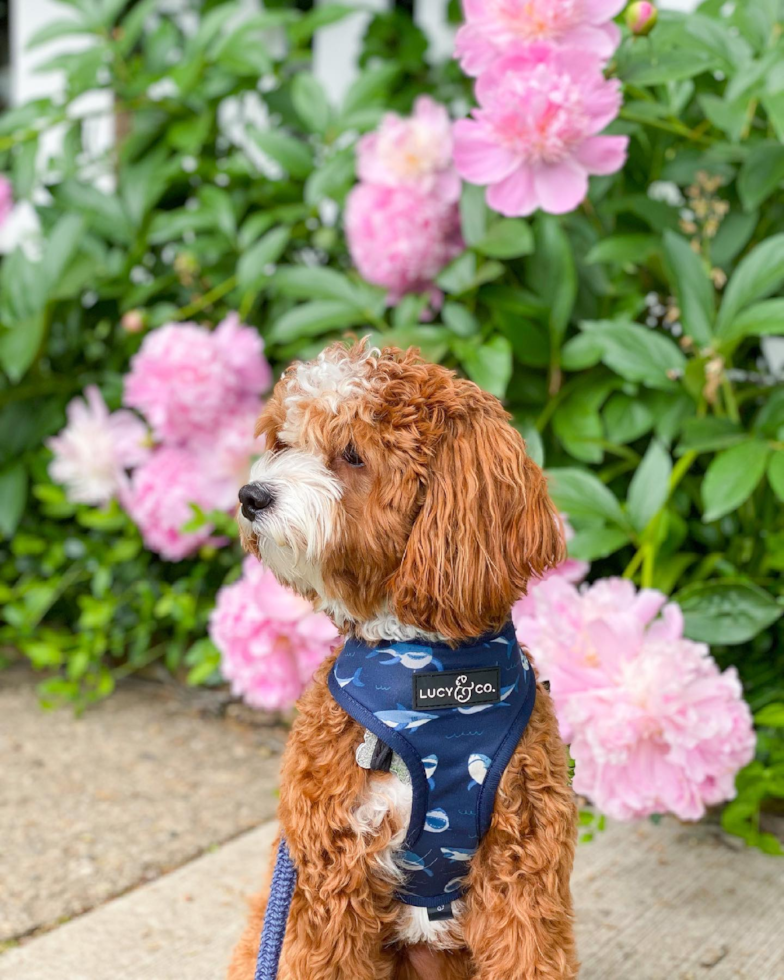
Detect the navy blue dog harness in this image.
<box><xmin>327</xmin><ymin>620</ymin><xmax>536</xmax><ymax>911</ymax></box>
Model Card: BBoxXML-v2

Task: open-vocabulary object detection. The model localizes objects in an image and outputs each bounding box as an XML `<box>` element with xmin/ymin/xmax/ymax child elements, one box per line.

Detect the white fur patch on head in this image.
<box><xmin>280</xmin><ymin>344</ymin><xmax>379</xmax><ymax>445</ymax></box>
<box><xmin>239</xmin><ymin>448</ymin><xmax>342</xmax><ymax>594</ymax></box>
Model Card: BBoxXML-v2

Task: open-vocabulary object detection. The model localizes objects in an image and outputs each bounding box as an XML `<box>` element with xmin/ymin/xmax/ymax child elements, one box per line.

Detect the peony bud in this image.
<box><xmin>625</xmin><ymin>1</ymin><xmax>658</xmax><ymax>35</ymax></box>
<box><xmin>121</xmin><ymin>309</ymin><xmax>145</xmax><ymax>333</ymax></box>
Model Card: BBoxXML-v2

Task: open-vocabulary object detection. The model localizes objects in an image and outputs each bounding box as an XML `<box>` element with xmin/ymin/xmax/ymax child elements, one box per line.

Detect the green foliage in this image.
<box><xmin>1</xmin><ymin>0</ymin><xmax>783</xmax><ymax>844</ymax></box>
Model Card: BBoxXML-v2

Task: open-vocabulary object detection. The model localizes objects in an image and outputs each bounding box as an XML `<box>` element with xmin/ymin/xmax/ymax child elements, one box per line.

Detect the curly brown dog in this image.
<box><xmin>228</xmin><ymin>342</ymin><xmax>578</xmax><ymax>980</ymax></box>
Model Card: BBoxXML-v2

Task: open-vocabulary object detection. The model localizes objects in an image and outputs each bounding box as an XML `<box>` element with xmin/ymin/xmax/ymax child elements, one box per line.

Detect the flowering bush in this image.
<box><xmin>1</xmin><ymin>0</ymin><xmax>784</xmax><ymax>848</ymax></box>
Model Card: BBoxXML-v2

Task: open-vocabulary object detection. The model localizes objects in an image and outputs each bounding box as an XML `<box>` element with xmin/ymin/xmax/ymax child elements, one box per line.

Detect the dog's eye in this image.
<box><xmin>342</xmin><ymin>445</ymin><xmax>364</xmax><ymax>468</ymax></box>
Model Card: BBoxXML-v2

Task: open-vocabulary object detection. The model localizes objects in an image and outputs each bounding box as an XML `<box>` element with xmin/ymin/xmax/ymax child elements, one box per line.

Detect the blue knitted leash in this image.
<box><xmin>254</xmin><ymin>836</ymin><xmax>297</xmax><ymax>980</ymax></box>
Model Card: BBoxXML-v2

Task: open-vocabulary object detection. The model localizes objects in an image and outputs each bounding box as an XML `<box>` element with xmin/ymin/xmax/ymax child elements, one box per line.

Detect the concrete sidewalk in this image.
<box><xmin>2</xmin><ymin>818</ymin><xmax>782</xmax><ymax>980</ymax></box>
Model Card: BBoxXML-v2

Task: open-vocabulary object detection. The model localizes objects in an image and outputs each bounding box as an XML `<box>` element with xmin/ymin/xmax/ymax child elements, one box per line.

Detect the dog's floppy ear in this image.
<box><xmin>390</xmin><ymin>392</ymin><xmax>564</xmax><ymax>639</ymax></box>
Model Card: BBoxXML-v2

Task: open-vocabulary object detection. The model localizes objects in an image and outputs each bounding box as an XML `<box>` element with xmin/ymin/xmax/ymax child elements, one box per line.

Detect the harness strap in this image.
<box><xmin>254</xmin><ymin>837</ymin><xmax>297</xmax><ymax>980</ymax></box>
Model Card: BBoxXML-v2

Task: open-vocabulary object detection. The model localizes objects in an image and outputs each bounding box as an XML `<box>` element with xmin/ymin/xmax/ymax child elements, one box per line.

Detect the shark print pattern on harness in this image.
<box><xmin>328</xmin><ymin>619</ymin><xmax>536</xmax><ymax>909</ymax></box>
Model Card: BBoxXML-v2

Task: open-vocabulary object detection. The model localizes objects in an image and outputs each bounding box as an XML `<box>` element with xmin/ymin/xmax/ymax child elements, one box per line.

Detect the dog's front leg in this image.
<box><xmin>462</xmin><ymin>689</ymin><xmax>579</xmax><ymax>980</ymax></box>
<box><xmin>277</xmin><ymin>663</ymin><xmax>401</xmax><ymax>980</ymax></box>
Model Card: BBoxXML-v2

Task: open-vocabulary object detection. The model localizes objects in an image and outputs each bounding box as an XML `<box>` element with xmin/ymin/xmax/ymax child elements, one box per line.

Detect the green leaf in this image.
<box><xmin>663</xmin><ymin>230</ymin><xmax>715</xmax><ymax>345</ymax></box>
<box><xmin>27</xmin><ymin>18</ymin><xmax>95</xmax><ymax>48</ymax></box>
<box><xmin>515</xmin><ymin>416</ymin><xmax>544</xmax><ymax>468</ymax></box>
<box><xmin>436</xmin><ymin>252</ymin><xmax>476</xmax><ymax>295</ymax></box>
<box><xmin>271</xmin><ymin>265</ymin><xmax>363</xmax><ymax>305</ymax></box>
<box><xmin>711</xmin><ymin>209</ymin><xmax>758</xmax><ymax>268</ymax></box>
<box><xmin>720</xmin><ymin>298</ymin><xmax>784</xmax><ymax>345</ymax></box>
<box><xmin>676</xmin><ymin>579</ymin><xmax>783</xmax><ymax>645</ymax></box>
<box><xmin>627</xmin><ymin>440</ymin><xmax>672</xmax><ymax>532</ymax></box>
<box><xmin>755</xmin><ymin>703</ymin><xmax>784</xmax><ymax>728</ymax></box>
<box><xmin>547</xmin><ymin>468</ymin><xmax>628</xmax><ymax>529</ymax></box>
<box><xmin>369</xmin><ymin>326</ymin><xmax>448</xmax><ymax>364</ymax></box>
<box><xmin>42</xmin><ymin>213</ymin><xmax>85</xmax><ymax>296</ymax></box>
<box><xmin>0</xmin><ymin>312</ymin><xmax>47</xmax><ymax>382</ymax></box>
<box><xmin>185</xmin><ymin>637</ymin><xmax>221</xmax><ymax>686</ymax></box>
<box><xmin>580</xmin><ymin>320</ymin><xmax>686</xmax><ymax>390</ymax></box>
<box><xmin>495</xmin><ymin>315</ymin><xmax>549</xmax><ymax>368</ymax></box>
<box><xmin>702</xmin><ymin>440</ymin><xmax>771</xmax><ymax>522</ymax></box>
<box><xmin>552</xmin><ymin>388</ymin><xmax>605</xmax><ymax>464</ymax></box>
<box><xmin>676</xmin><ymin>417</ymin><xmax>747</xmax><ymax>456</ymax></box>
<box><xmin>236</xmin><ymin>227</ymin><xmax>290</xmax><ymax>290</ymax></box>
<box><xmin>0</xmin><ymin>463</ymin><xmax>27</xmax><ymax>538</ymax></box>
<box><xmin>621</xmin><ymin>49</ymin><xmax>719</xmax><ymax>86</ymax></box>
<box><xmin>304</xmin><ymin>147</ymin><xmax>355</xmax><ymax>205</ymax></box>
<box><xmin>585</xmin><ymin>234</ymin><xmax>660</xmax><ymax>266</ymax></box>
<box><xmin>698</xmin><ymin>93</ymin><xmax>749</xmax><ymax>142</ymax></box>
<box><xmin>341</xmin><ymin>64</ymin><xmax>399</xmax><ymax>116</ymax></box>
<box><xmin>459</xmin><ymin>183</ymin><xmax>487</xmax><ymax>247</ymax></box>
<box><xmin>292</xmin><ymin>72</ymin><xmax>331</xmax><ymax>133</ymax></box>
<box><xmin>716</xmin><ymin>233</ymin><xmax>784</xmax><ymax>336</ymax></box>
<box><xmin>53</xmin><ymin>179</ymin><xmax>132</xmax><ymax>244</ymax></box>
<box><xmin>289</xmin><ymin>4</ymin><xmax>356</xmax><ymax>44</ymax></box>
<box><xmin>531</xmin><ymin>215</ymin><xmax>576</xmax><ymax>342</ymax></box>
<box><xmin>568</xmin><ymin>526</ymin><xmax>630</xmax><ymax>562</ymax></box>
<box><xmin>267</xmin><ymin>300</ymin><xmax>362</xmax><ymax>344</ymax></box>
<box><xmin>603</xmin><ymin>393</ymin><xmax>654</xmax><ymax>445</ymax></box>
<box><xmin>475</xmin><ymin>219</ymin><xmax>533</xmax><ymax>259</ymax></box>
<box><xmin>738</xmin><ymin>143</ymin><xmax>784</xmax><ymax>211</ymax></box>
<box><xmin>768</xmin><ymin>451</ymin><xmax>784</xmax><ymax>503</ymax></box>
<box><xmin>561</xmin><ymin>333</ymin><xmax>604</xmax><ymax>371</ymax></box>
<box><xmin>442</xmin><ymin>302</ymin><xmax>479</xmax><ymax>338</ymax></box>
<box><xmin>454</xmin><ymin>336</ymin><xmax>513</xmax><ymax>399</ymax></box>
<box><xmin>250</xmin><ymin>128</ymin><xmax>314</xmax><ymax>179</ymax></box>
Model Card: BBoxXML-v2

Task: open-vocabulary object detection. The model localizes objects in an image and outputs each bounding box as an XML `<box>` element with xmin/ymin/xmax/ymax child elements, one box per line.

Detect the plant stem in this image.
<box><xmin>623</xmin><ymin>546</ymin><xmax>645</xmax><ymax>579</ymax></box>
<box><xmin>622</xmin><ymin>451</ymin><xmax>698</xmax><ymax>587</ymax></box>
<box><xmin>619</xmin><ymin>110</ymin><xmax>714</xmax><ymax>146</ymax></box>
<box><xmin>173</xmin><ymin>276</ymin><xmax>238</xmax><ymax>320</ymax></box>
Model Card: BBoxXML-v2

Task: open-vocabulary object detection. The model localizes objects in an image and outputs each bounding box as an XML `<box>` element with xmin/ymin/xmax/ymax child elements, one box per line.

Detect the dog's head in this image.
<box><xmin>238</xmin><ymin>341</ymin><xmax>564</xmax><ymax>640</ymax></box>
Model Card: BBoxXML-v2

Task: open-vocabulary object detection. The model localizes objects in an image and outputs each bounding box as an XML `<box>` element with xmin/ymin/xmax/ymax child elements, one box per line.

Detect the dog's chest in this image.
<box><xmin>351</xmin><ymin>765</ymin><xmax>466</xmax><ymax>948</ymax></box>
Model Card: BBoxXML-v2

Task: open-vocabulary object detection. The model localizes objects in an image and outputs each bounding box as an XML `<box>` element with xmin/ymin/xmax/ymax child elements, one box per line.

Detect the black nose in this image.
<box><xmin>238</xmin><ymin>483</ymin><xmax>275</xmax><ymax>521</ymax></box>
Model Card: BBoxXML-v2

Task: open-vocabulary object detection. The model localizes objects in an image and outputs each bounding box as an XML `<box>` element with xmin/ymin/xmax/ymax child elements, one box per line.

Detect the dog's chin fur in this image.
<box><xmin>229</xmin><ymin>342</ymin><xmax>577</xmax><ymax>980</ymax></box>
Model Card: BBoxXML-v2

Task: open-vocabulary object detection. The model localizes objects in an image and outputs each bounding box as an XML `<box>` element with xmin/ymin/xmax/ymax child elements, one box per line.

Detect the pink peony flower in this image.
<box><xmin>47</xmin><ymin>386</ymin><xmax>150</xmax><ymax>505</ymax></box>
<box><xmin>124</xmin><ymin>314</ymin><xmax>271</xmax><ymax>445</ymax></box>
<box><xmin>122</xmin><ymin>409</ymin><xmax>261</xmax><ymax>561</ymax></box>
<box><xmin>455</xmin><ymin>0</ymin><xmax>625</xmax><ymax>76</ymax></box>
<box><xmin>453</xmin><ymin>43</ymin><xmax>628</xmax><ymax>217</ymax></box>
<box><xmin>121</xmin><ymin>446</ymin><xmax>227</xmax><ymax>561</ymax></box>
<box><xmin>210</xmin><ymin>557</ymin><xmax>339</xmax><ymax>711</ymax></box>
<box><xmin>345</xmin><ymin>183</ymin><xmax>463</xmax><ymax>302</ymax></box>
<box><xmin>356</xmin><ymin>96</ymin><xmax>461</xmax><ymax>204</ymax></box>
<box><xmin>515</xmin><ymin>576</ymin><xmax>756</xmax><ymax>821</ymax></box>
<box><xmin>0</xmin><ymin>175</ymin><xmax>13</xmax><ymax>227</ymax></box>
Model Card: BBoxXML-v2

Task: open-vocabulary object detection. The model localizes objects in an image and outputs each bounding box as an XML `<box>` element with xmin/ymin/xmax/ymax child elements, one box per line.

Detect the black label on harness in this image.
<box><xmin>413</xmin><ymin>666</ymin><xmax>501</xmax><ymax>710</ymax></box>
<box><xmin>427</xmin><ymin>902</ymin><xmax>454</xmax><ymax>921</ymax></box>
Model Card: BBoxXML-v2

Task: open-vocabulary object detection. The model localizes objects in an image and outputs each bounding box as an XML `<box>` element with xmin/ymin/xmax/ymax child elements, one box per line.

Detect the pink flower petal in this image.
<box><xmin>575</xmin><ymin>135</ymin><xmax>628</xmax><ymax>176</ymax></box>
<box><xmin>452</xmin><ymin>119</ymin><xmax>519</xmax><ymax>184</ymax></box>
<box><xmin>486</xmin><ymin>167</ymin><xmax>538</xmax><ymax>217</ymax></box>
<box><xmin>532</xmin><ymin>160</ymin><xmax>589</xmax><ymax>214</ymax></box>
<box><xmin>584</xmin><ymin>0</ymin><xmax>627</xmax><ymax>22</ymax></box>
